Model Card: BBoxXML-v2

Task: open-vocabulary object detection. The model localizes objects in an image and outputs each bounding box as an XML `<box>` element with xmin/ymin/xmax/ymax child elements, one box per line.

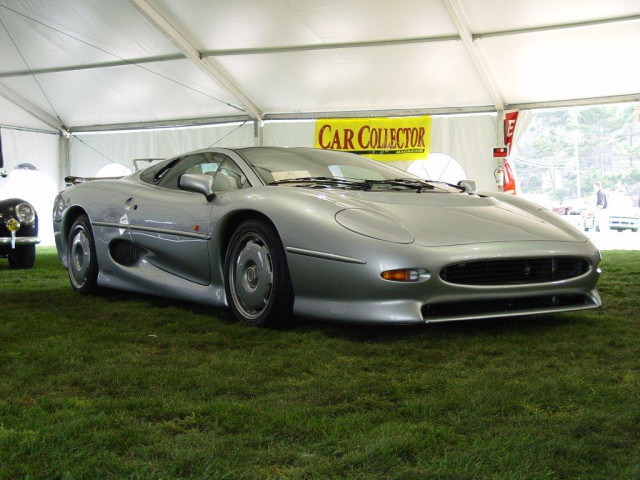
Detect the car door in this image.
<box><xmin>128</xmin><ymin>152</ymin><xmax>225</xmax><ymax>286</ymax></box>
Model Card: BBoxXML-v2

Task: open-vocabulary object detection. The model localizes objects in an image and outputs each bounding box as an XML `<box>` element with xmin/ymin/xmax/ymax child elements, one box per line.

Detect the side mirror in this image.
<box><xmin>457</xmin><ymin>179</ymin><xmax>477</xmax><ymax>193</ymax></box>
<box><xmin>179</xmin><ymin>173</ymin><xmax>216</xmax><ymax>201</ymax></box>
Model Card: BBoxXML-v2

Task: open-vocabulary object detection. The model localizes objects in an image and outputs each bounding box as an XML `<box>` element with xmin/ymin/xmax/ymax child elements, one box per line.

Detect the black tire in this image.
<box><xmin>67</xmin><ymin>215</ymin><xmax>99</xmax><ymax>294</ymax></box>
<box><xmin>8</xmin><ymin>244</ymin><xmax>36</xmax><ymax>269</ymax></box>
<box><xmin>224</xmin><ymin>219</ymin><xmax>294</xmax><ymax>327</ymax></box>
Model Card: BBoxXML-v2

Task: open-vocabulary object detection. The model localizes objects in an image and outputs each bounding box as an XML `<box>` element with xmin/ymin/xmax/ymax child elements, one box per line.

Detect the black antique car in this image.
<box><xmin>0</xmin><ymin>132</ymin><xmax>40</xmax><ymax>268</ymax></box>
<box><xmin>0</xmin><ymin>170</ymin><xmax>40</xmax><ymax>268</ymax></box>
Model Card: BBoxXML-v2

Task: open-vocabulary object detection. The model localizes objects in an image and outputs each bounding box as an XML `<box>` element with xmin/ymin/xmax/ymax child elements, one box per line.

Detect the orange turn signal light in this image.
<box><xmin>381</xmin><ymin>269</ymin><xmax>412</xmax><ymax>281</ymax></box>
<box><xmin>381</xmin><ymin>268</ymin><xmax>428</xmax><ymax>282</ymax></box>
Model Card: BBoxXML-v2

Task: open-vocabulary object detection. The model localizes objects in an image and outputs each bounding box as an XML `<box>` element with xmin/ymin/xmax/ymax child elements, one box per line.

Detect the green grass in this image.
<box><xmin>0</xmin><ymin>248</ymin><xmax>638</xmax><ymax>479</ymax></box>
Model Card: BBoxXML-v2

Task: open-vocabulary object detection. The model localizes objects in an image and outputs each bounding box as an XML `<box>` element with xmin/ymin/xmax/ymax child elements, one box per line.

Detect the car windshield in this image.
<box><xmin>237</xmin><ymin>147</ymin><xmax>461</xmax><ymax>192</ymax></box>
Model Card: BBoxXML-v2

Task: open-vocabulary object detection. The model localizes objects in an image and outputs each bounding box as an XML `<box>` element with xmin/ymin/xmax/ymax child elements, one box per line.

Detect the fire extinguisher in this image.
<box><xmin>495</xmin><ymin>166</ymin><xmax>504</xmax><ymax>191</ymax></box>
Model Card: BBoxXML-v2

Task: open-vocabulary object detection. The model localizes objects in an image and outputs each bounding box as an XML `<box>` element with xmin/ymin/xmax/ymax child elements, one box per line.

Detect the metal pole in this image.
<box><xmin>59</xmin><ymin>134</ymin><xmax>70</xmax><ymax>192</ymax></box>
<box><xmin>254</xmin><ymin>120</ymin><xmax>264</xmax><ymax>147</ymax></box>
<box><xmin>575</xmin><ymin>137</ymin><xmax>581</xmax><ymax>201</ymax></box>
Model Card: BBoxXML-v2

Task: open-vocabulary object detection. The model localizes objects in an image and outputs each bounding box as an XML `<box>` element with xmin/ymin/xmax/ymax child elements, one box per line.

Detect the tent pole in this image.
<box><xmin>59</xmin><ymin>135</ymin><xmax>70</xmax><ymax>192</ymax></box>
<box><xmin>497</xmin><ymin>110</ymin><xmax>505</xmax><ymax>146</ymax></box>
<box><xmin>254</xmin><ymin>120</ymin><xmax>264</xmax><ymax>147</ymax></box>
<box><xmin>128</xmin><ymin>0</ymin><xmax>263</xmax><ymax>122</ymax></box>
<box><xmin>0</xmin><ymin>83</ymin><xmax>66</xmax><ymax>135</ymax></box>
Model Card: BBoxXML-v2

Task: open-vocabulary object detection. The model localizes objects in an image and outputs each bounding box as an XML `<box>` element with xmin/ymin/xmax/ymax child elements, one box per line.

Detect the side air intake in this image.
<box><xmin>109</xmin><ymin>240</ymin><xmax>142</xmax><ymax>266</ymax></box>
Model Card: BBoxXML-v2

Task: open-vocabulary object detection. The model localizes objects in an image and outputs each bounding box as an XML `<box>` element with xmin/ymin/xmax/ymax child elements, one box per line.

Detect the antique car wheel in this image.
<box><xmin>67</xmin><ymin>215</ymin><xmax>99</xmax><ymax>294</ymax></box>
<box><xmin>224</xmin><ymin>219</ymin><xmax>293</xmax><ymax>327</ymax></box>
<box><xmin>8</xmin><ymin>245</ymin><xmax>36</xmax><ymax>269</ymax></box>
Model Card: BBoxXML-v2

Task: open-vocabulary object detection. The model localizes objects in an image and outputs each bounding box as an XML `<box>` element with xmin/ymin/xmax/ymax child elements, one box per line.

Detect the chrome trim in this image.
<box><xmin>91</xmin><ymin>221</ymin><xmax>123</xmax><ymax>229</ymax></box>
<box><xmin>92</xmin><ymin>222</ymin><xmax>211</xmax><ymax>240</ymax></box>
<box><xmin>0</xmin><ymin>236</ymin><xmax>40</xmax><ymax>245</ymax></box>
<box><xmin>286</xmin><ymin>246</ymin><xmax>366</xmax><ymax>265</ymax></box>
<box><xmin>424</xmin><ymin>300</ymin><xmax>601</xmax><ymax>324</ymax></box>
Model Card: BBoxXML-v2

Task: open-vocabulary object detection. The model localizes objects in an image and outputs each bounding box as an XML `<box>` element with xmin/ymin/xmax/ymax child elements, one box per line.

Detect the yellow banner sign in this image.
<box><xmin>314</xmin><ymin>116</ymin><xmax>431</xmax><ymax>161</ymax></box>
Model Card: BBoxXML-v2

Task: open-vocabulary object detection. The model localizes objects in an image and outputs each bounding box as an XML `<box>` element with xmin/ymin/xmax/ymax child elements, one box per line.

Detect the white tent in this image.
<box><xmin>0</xmin><ymin>0</ymin><xmax>638</xmax><ymax>207</ymax></box>
<box><xmin>1</xmin><ymin>0</ymin><xmax>638</xmax><ymax>132</ymax></box>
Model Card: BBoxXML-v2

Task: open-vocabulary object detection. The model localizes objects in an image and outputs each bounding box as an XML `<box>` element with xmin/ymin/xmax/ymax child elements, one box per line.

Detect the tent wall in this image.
<box><xmin>263</xmin><ymin>116</ymin><xmax>498</xmax><ymax>190</ymax></box>
<box><xmin>430</xmin><ymin>114</ymin><xmax>498</xmax><ymax>191</ymax></box>
<box><xmin>70</xmin><ymin>114</ymin><xmax>498</xmax><ymax>190</ymax></box>
<box><xmin>68</xmin><ymin>122</ymin><xmax>256</xmax><ymax>177</ymax></box>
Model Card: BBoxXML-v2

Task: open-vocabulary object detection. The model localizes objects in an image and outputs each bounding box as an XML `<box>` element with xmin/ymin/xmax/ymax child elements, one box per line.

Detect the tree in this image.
<box><xmin>514</xmin><ymin>104</ymin><xmax>640</xmax><ymax>205</ymax></box>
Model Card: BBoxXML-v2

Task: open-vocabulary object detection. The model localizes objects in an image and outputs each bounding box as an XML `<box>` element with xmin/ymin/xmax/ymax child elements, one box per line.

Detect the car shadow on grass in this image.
<box><xmin>4</xmin><ymin>274</ymin><xmax>594</xmax><ymax>344</ymax></box>
<box><xmin>296</xmin><ymin>312</ymin><xmax>588</xmax><ymax>343</ymax></box>
<box><xmin>139</xmin><ymin>291</ymin><xmax>590</xmax><ymax>342</ymax></box>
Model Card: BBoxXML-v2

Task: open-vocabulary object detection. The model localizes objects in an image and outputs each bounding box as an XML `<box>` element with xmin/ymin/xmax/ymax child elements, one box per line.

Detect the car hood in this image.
<box><xmin>329</xmin><ymin>191</ymin><xmax>587</xmax><ymax>246</ymax></box>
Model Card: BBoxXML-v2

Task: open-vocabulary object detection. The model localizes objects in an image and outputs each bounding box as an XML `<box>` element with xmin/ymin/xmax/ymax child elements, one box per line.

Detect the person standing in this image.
<box><xmin>593</xmin><ymin>181</ymin><xmax>609</xmax><ymax>232</ymax></box>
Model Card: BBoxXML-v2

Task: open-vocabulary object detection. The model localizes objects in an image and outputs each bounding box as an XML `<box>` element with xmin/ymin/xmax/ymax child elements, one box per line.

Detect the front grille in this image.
<box><xmin>423</xmin><ymin>294</ymin><xmax>590</xmax><ymax>319</ymax></box>
<box><xmin>440</xmin><ymin>257</ymin><xmax>590</xmax><ymax>286</ymax></box>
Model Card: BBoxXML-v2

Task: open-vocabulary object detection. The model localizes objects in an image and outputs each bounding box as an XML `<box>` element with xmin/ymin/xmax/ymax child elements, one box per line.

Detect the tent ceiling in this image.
<box><xmin>0</xmin><ymin>0</ymin><xmax>638</xmax><ymax>133</ymax></box>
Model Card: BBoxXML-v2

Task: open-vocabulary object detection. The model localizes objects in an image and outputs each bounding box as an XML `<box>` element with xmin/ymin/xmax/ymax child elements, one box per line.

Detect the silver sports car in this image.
<box><xmin>53</xmin><ymin>147</ymin><xmax>601</xmax><ymax>326</ymax></box>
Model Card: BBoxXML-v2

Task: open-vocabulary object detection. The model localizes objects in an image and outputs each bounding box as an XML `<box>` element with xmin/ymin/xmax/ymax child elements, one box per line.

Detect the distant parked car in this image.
<box><xmin>609</xmin><ymin>212</ymin><xmax>639</xmax><ymax>232</ymax></box>
<box><xmin>0</xmin><ymin>197</ymin><xmax>39</xmax><ymax>268</ymax></box>
<box><xmin>579</xmin><ymin>209</ymin><xmax>639</xmax><ymax>233</ymax></box>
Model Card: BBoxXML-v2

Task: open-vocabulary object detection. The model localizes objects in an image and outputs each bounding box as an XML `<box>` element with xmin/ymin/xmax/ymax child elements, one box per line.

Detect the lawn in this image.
<box><xmin>1</xmin><ymin>248</ymin><xmax>638</xmax><ymax>479</ymax></box>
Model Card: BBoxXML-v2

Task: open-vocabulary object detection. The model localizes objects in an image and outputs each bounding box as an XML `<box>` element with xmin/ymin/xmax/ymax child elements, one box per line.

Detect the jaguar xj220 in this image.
<box><xmin>54</xmin><ymin>147</ymin><xmax>601</xmax><ymax>326</ymax></box>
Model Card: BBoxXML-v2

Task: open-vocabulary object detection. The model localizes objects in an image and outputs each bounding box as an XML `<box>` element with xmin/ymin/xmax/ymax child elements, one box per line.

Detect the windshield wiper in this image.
<box><xmin>422</xmin><ymin>180</ymin><xmax>466</xmax><ymax>191</ymax></box>
<box><xmin>269</xmin><ymin>177</ymin><xmax>372</xmax><ymax>190</ymax></box>
<box><xmin>364</xmin><ymin>178</ymin><xmax>435</xmax><ymax>193</ymax></box>
<box><xmin>269</xmin><ymin>176</ymin><xmax>440</xmax><ymax>193</ymax></box>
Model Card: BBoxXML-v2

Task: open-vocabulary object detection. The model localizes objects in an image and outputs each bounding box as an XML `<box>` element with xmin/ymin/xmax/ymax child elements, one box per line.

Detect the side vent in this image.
<box><xmin>109</xmin><ymin>240</ymin><xmax>142</xmax><ymax>266</ymax></box>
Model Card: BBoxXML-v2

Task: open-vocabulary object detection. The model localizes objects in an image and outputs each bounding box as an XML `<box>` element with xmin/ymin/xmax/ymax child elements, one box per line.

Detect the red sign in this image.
<box><xmin>504</xmin><ymin>111</ymin><xmax>518</xmax><ymax>152</ymax></box>
<box><xmin>493</xmin><ymin>147</ymin><xmax>508</xmax><ymax>158</ymax></box>
<box><xmin>502</xmin><ymin>111</ymin><xmax>519</xmax><ymax>195</ymax></box>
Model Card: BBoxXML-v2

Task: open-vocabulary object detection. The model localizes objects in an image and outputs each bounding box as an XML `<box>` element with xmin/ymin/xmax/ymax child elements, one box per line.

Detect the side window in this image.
<box><xmin>139</xmin><ymin>158</ymin><xmax>177</xmax><ymax>184</ymax></box>
<box><xmin>157</xmin><ymin>152</ymin><xmax>224</xmax><ymax>190</ymax></box>
<box><xmin>212</xmin><ymin>158</ymin><xmax>249</xmax><ymax>192</ymax></box>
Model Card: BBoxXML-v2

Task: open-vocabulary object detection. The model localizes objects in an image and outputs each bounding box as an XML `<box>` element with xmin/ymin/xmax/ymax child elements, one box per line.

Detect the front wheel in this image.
<box><xmin>224</xmin><ymin>219</ymin><xmax>294</xmax><ymax>327</ymax></box>
<box><xmin>8</xmin><ymin>244</ymin><xmax>36</xmax><ymax>269</ymax></box>
<box><xmin>67</xmin><ymin>215</ymin><xmax>99</xmax><ymax>294</ymax></box>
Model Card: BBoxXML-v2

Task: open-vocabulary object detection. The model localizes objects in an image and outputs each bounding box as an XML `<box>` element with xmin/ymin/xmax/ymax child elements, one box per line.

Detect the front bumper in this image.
<box><xmin>287</xmin><ymin>239</ymin><xmax>602</xmax><ymax>324</ymax></box>
<box><xmin>609</xmin><ymin>217</ymin><xmax>639</xmax><ymax>230</ymax></box>
<box><xmin>0</xmin><ymin>236</ymin><xmax>41</xmax><ymax>246</ymax></box>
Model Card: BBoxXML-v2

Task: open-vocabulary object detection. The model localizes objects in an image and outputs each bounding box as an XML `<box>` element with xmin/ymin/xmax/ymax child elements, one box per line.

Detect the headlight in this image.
<box><xmin>16</xmin><ymin>203</ymin><xmax>36</xmax><ymax>224</ymax></box>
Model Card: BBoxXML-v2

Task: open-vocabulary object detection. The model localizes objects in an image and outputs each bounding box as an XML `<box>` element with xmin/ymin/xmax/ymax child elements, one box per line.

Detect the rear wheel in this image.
<box><xmin>224</xmin><ymin>219</ymin><xmax>294</xmax><ymax>327</ymax></box>
<box><xmin>8</xmin><ymin>245</ymin><xmax>36</xmax><ymax>269</ymax></box>
<box><xmin>67</xmin><ymin>215</ymin><xmax>99</xmax><ymax>294</ymax></box>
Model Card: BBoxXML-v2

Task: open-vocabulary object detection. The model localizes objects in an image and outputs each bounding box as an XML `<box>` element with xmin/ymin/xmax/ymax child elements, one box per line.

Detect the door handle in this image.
<box><xmin>125</xmin><ymin>197</ymin><xmax>135</xmax><ymax>211</ymax></box>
